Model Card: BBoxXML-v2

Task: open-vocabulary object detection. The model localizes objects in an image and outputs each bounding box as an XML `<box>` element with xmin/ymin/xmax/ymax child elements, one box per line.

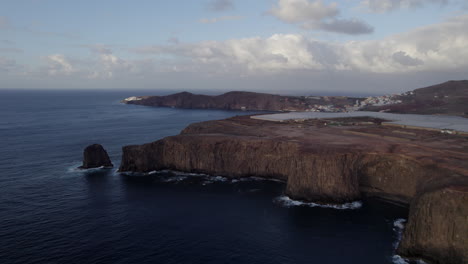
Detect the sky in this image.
<box><xmin>1</xmin><ymin>0</ymin><xmax>468</xmax><ymax>94</ymax></box>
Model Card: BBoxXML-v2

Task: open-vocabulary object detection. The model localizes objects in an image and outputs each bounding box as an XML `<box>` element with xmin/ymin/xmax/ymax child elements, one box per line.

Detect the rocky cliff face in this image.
<box><xmin>119</xmin><ymin>134</ymin><xmax>453</xmax><ymax>205</ymax></box>
<box><xmin>397</xmin><ymin>186</ymin><xmax>468</xmax><ymax>264</ymax></box>
<box><xmin>79</xmin><ymin>144</ymin><xmax>113</xmax><ymax>169</ymax></box>
<box><xmin>118</xmin><ymin>115</ymin><xmax>468</xmax><ymax>263</ymax></box>
<box><xmin>120</xmin><ymin>135</ymin><xmax>363</xmax><ymax>203</ymax></box>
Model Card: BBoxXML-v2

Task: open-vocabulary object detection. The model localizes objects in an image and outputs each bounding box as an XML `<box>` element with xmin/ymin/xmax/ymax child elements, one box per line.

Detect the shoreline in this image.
<box><xmin>117</xmin><ymin>114</ymin><xmax>468</xmax><ymax>264</ymax></box>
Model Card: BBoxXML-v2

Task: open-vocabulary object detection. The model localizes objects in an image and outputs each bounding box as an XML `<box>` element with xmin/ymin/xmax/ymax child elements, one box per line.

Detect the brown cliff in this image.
<box><xmin>119</xmin><ymin>115</ymin><xmax>468</xmax><ymax>204</ymax></box>
<box><xmin>397</xmin><ymin>186</ymin><xmax>468</xmax><ymax>264</ymax></box>
<box><xmin>118</xmin><ymin>115</ymin><xmax>468</xmax><ymax>263</ymax></box>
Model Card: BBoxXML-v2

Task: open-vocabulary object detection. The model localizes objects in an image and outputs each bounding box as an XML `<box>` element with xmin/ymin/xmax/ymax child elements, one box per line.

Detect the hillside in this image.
<box><xmin>362</xmin><ymin>80</ymin><xmax>468</xmax><ymax>117</ymax></box>
<box><xmin>123</xmin><ymin>91</ymin><xmax>361</xmax><ymax>112</ymax></box>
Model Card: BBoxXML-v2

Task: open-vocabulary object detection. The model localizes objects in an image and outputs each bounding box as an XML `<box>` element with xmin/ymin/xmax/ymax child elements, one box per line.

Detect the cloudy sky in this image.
<box><xmin>1</xmin><ymin>0</ymin><xmax>467</xmax><ymax>94</ymax></box>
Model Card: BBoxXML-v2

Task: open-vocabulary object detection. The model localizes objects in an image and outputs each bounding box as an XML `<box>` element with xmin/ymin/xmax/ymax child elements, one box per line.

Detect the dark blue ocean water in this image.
<box><xmin>0</xmin><ymin>90</ymin><xmax>407</xmax><ymax>264</ymax></box>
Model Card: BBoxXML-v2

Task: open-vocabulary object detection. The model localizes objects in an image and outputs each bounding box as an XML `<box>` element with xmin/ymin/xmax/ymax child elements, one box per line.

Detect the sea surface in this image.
<box><xmin>0</xmin><ymin>90</ymin><xmax>408</xmax><ymax>264</ymax></box>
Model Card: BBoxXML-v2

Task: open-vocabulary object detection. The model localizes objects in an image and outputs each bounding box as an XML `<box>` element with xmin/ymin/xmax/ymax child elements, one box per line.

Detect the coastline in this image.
<box><xmin>118</xmin><ymin>113</ymin><xmax>468</xmax><ymax>264</ymax></box>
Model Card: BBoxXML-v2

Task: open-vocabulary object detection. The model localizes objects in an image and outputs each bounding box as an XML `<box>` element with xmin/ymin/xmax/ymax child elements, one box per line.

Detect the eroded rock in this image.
<box><xmin>79</xmin><ymin>144</ymin><xmax>113</xmax><ymax>169</ymax></box>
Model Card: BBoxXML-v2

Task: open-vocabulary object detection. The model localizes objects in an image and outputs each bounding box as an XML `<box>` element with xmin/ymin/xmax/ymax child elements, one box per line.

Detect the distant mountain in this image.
<box><xmin>362</xmin><ymin>80</ymin><xmax>468</xmax><ymax>117</ymax></box>
<box><xmin>122</xmin><ymin>91</ymin><xmax>361</xmax><ymax>112</ymax></box>
<box><xmin>122</xmin><ymin>80</ymin><xmax>468</xmax><ymax>117</ymax></box>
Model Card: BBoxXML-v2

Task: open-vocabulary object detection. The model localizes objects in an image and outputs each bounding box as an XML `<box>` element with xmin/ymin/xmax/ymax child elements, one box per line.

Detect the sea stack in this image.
<box><xmin>79</xmin><ymin>144</ymin><xmax>113</xmax><ymax>169</ymax></box>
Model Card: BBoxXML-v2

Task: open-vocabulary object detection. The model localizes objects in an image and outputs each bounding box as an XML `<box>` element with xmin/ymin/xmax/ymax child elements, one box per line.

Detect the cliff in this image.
<box><xmin>122</xmin><ymin>91</ymin><xmax>359</xmax><ymax>112</ymax></box>
<box><xmin>119</xmin><ymin>115</ymin><xmax>467</xmax><ymax>203</ymax></box>
<box><xmin>118</xmin><ymin>115</ymin><xmax>468</xmax><ymax>263</ymax></box>
<box><xmin>397</xmin><ymin>186</ymin><xmax>468</xmax><ymax>264</ymax></box>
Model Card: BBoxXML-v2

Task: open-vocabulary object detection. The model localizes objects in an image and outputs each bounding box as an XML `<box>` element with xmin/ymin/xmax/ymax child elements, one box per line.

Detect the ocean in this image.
<box><xmin>0</xmin><ymin>90</ymin><xmax>408</xmax><ymax>264</ymax></box>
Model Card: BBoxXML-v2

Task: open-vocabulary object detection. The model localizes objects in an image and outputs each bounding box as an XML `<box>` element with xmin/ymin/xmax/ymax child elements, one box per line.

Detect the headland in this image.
<box><xmin>117</xmin><ymin>80</ymin><xmax>468</xmax><ymax>264</ymax></box>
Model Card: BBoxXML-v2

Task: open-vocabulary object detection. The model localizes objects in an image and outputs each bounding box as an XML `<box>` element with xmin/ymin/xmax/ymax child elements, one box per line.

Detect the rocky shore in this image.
<box><xmin>118</xmin><ymin>115</ymin><xmax>468</xmax><ymax>264</ymax></box>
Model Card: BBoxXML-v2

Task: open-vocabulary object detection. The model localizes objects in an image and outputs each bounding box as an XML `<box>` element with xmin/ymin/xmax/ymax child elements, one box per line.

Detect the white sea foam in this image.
<box><xmin>392</xmin><ymin>255</ymin><xmax>410</xmax><ymax>264</ymax></box>
<box><xmin>66</xmin><ymin>163</ymin><xmax>112</xmax><ymax>174</ymax></box>
<box><xmin>66</xmin><ymin>163</ymin><xmax>83</xmax><ymax>173</ymax></box>
<box><xmin>392</xmin><ymin>218</ymin><xmax>407</xmax><ymax>263</ymax></box>
<box><xmin>239</xmin><ymin>176</ymin><xmax>284</xmax><ymax>183</ymax></box>
<box><xmin>274</xmin><ymin>195</ymin><xmax>362</xmax><ymax>210</ymax></box>
<box><xmin>391</xmin><ymin>219</ymin><xmax>428</xmax><ymax>264</ymax></box>
<box><xmin>163</xmin><ymin>176</ymin><xmax>188</xmax><ymax>182</ymax></box>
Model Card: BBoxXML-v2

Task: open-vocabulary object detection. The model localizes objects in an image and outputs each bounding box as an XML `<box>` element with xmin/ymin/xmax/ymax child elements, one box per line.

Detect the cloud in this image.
<box><xmin>392</xmin><ymin>51</ymin><xmax>424</xmax><ymax>66</ymax></box>
<box><xmin>305</xmin><ymin>18</ymin><xmax>374</xmax><ymax>35</ymax></box>
<box><xmin>199</xmin><ymin>16</ymin><xmax>243</xmax><ymax>24</ymax></box>
<box><xmin>45</xmin><ymin>54</ymin><xmax>75</xmax><ymax>75</ymax></box>
<box><xmin>270</xmin><ymin>0</ymin><xmax>338</xmax><ymax>23</ymax></box>
<box><xmin>361</xmin><ymin>0</ymin><xmax>449</xmax><ymax>13</ymax></box>
<box><xmin>132</xmin><ymin>15</ymin><xmax>468</xmax><ymax>74</ymax></box>
<box><xmin>5</xmin><ymin>15</ymin><xmax>467</xmax><ymax>92</ymax></box>
<box><xmin>207</xmin><ymin>0</ymin><xmax>234</xmax><ymax>11</ymax></box>
<box><xmin>269</xmin><ymin>0</ymin><xmax>373</xmax><ymax>35</ymax></box>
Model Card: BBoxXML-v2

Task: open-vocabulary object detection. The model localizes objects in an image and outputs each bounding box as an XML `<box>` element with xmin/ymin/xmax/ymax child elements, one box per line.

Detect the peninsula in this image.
<box><xmin>118</xmin><ymin>80</ymin><xmax>468</xmax><ymax>264</ymax></box>
<box><xmin>123</xmin><ymin>80</ymin><xmax>468</xmax><ymax>117</ymax></box>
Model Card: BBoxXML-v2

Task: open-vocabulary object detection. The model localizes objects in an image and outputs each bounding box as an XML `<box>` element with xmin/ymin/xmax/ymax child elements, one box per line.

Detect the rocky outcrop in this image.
<box><xmin>79</xmin><ymin>144</ymin><xmax>113</xmax><ymax>169</ymax></box>
<box><xmin>397</xmin><ymin>186</ymin><xmax>468</xmax><ymax>264</ymax></box>
<box><xmin>120</xmin><ymin>135</ymin><xmax>363</xmax><ymax>203</ymax></box>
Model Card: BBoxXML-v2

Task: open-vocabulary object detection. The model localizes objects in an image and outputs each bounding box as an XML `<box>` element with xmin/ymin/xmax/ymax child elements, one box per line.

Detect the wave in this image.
<box><xmin>121</xmin><ymin>169</ymin><xmax>286</xmax><ymax>184</ymax></box>
<box><xmin>391</xmin><ymin>219</ymin><xmax>428</xmax><ymax>264</ymax></box>
<box><xmin>66</xmin><ymin>162</ymin><xmax>113</xmax><ymax>174</ymax></box>
<box><xmin>274</xmin><ymin>195</ymin><xmax>362</xmax><ymax>210</ymax></box>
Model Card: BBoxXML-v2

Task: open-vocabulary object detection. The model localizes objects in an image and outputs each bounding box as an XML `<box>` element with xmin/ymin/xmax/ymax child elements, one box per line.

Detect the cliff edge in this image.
<box><xmin>118</xmin><ymin>115</ymin><xmax>468</xmax><ymax>263</ymax></box>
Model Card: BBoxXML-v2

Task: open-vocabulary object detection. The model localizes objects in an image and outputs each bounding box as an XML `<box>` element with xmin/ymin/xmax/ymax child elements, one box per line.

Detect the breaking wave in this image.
<box><xmin>391</xmin><ymin>219</ymin><xmax>428</xmax><ymax>264</ymax></box>
<box><xmin>274</xmin><ymin>195</ymin><xmax>362</xmax><ymax>210</ymax></box>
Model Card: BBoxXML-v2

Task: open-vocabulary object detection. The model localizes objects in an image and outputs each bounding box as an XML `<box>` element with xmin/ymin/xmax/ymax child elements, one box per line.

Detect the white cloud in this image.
<box><xmin>269</xmin><ymin>0</ymin><xmax>373</xmax><ymax>35</ymax></box>
<box><xmin>199</xmin><ymin>16</ymin><xmax>243</xmax><ymax>24</ymax></box>
<box><xmin>45</xmin><ymin>54</ymin><xmax>74</xmax><ymax>75</ymax></box>
<box><xmin>5</xmin><ymin>15</ymin><xmax>467</xmax><ymax>92</ymax></box>
<box><xmin>133</xmin><ymin>15</ymin><xmax>468</xmax><ymax>74</ymax></box>
<box><xmin>87</xmin><ymin>46</ymin><xmax>134</xmax><ymax>79</ymax></box>
<box><xmin>361</xmin><ymin>0</ymin><xmax>449</xmax><ymax>13</ymax></box>
<box><xmin>270</xmin><ymin>0</ymin><xmax>339</xmax><ymax>23</ymax></box>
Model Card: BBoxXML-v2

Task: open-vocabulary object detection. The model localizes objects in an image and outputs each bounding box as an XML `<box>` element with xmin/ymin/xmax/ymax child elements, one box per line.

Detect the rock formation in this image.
<box><xmin>79</xmin><ymin>144</ymin><xmax>113</xmax><ymax>169</ymax></box>
<box><xmin>118</xmin><ymin>115</ymin><xmax>468</xmax><ymax>263</ymax></box>
<box><xmin>397</xmin><ymin>186</ymin><xmax>468</xmax><ymax>264</ymax></box>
